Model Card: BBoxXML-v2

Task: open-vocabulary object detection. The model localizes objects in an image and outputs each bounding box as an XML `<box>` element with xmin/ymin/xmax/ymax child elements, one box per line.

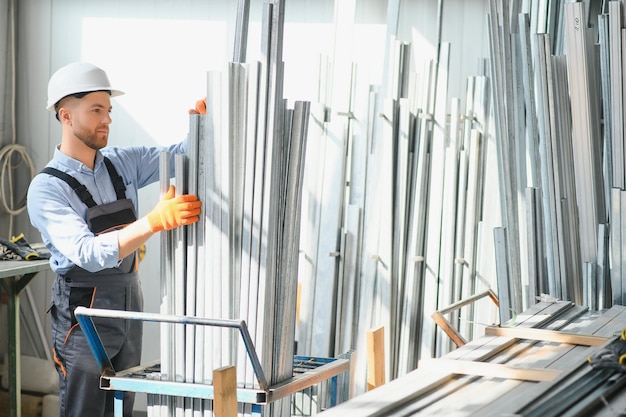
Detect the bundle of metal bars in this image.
<box><xmin>297</xmin><ymin>34</ymin><xmax>497</xmax><ymax>391</ymax></box>
<box><xmin>487</xmin><ymin>0</ymin><xmax>611</xmax><ymax>311</ymax></box>
<box><xmin>296</xmin><ymin>2</ymin><xmax>498</xmax><ymax>392</ymax></box>
<box><xmin>148</xmin><ymin>1</ymin><xmax>311</xmax><ymax>416</ymax></box>
<box><xmin>296</xmin><ymin>0</ymin><xmax>624</xmax><ymax>397</ymax></box>
<box><xmin>316</xmin><ymin>302</ymin><xmax>626</xmax><ymax>417</ymax></box>
<box><xmin>606</xmin><ymin>1</ymin><xmax>626</xmax><ymax>308</ymax></box>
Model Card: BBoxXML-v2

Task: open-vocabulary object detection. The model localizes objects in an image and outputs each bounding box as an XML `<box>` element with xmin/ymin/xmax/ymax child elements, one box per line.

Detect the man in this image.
<box><xmin>27</xmin><ymin>62</ymin><xmax>203</xmax><ymax>417</ymax></box>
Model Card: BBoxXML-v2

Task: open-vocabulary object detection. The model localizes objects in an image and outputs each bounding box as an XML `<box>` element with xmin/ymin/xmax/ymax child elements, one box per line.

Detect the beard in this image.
<box><xmin>73</xmin><ymin>125</ymin><xmax>108</xmax><ymax>150</ymax></box>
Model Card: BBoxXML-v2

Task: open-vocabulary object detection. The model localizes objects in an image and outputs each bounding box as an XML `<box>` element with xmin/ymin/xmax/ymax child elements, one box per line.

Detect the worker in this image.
<box><xmin>26</xmin><ymin>62</ymin><xmax>204</xmax><ymax>417</ymax></box>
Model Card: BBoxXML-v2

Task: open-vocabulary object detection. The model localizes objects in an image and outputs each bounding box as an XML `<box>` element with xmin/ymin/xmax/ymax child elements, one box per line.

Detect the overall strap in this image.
<box><xmin>40</xmin><ymin>167</ymin><xmax>97</xmax><ymax>208</ymax></box>
<box><xmin>103</xmin><ymin>157</ymin><xmax>127</xmax><ymax>201</ymax></box>
<box><xmin>40</xmin><ymin>157</ymin><xmax>128</xmax><ymax>207</ymax></box>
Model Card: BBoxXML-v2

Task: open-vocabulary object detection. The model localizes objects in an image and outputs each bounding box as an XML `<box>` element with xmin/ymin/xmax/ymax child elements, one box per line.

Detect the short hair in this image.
<box><xmin>54</xmin><ymin>90</ymin><xmax>111</xmax><ymax>121</ymax></box>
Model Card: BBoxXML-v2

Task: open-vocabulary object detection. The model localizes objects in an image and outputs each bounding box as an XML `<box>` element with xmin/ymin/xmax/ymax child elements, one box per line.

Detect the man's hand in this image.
<box><xmin>188</xmin><ymin>98</ymin><xmax>206</xmax><ymax>115</ymax></box>
<box><xmin>147</xmin><ymin>185</ymin><xmax>202</xmax><ymax>232</ymax></box>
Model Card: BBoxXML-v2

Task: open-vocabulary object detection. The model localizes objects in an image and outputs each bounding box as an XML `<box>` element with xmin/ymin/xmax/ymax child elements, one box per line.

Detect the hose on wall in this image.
<box><xmin>0</xmin><ymin>0</ymin><xmax>36</xmax><ymax>237</ymax></box>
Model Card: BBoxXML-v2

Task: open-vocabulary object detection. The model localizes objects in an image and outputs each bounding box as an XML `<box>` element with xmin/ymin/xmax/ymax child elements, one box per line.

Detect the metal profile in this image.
<box><xmin>609</xmin><ymin>1</ymin><xmax>624</xmax><ymax>189</ymax></box>
<box><xmin>172</xmin><ymin>154</ymin><xmax>187</xmax><ymax>416</ymax></box>
<box><xmin>233</xmin><ymin>0</ymin><xmax>250</xmax><ymax>63</ymax></box>
<box><xmin>422</xmin><ymin>42</ymin><xmax>450</xmax><ymax>359</ymax></box>
<box><xmin>488</xmin><ymin>0</ymin><xmax>523</xmax><ymax>317</ymax></box>
<box><xmin>598</xmin><ymin>13</ymin><xmax>613</xmax><ymax>191</ymax></box>
<box><xmin>438</xmin><ymin>97</ymin><xmax>461</xmax><ymax>353</ymax></box>
<box><xmin>157</xmin><ymin>151</ymin><xmax>173</xmax><ymax>415</ymax></box>
<box><xmin>494</xmin><ymin>226</ymin><xmax>511</xmax><ymax>324</ymax></box>
<box><xmin>565</xmin><ymin>2</ymin><xmax>604</xmax><ymax>303</ymax></box>
<box><xmin>534</xmin><ymin>33</ymin><xmax>561</xmax><ymax>298</ymax></box>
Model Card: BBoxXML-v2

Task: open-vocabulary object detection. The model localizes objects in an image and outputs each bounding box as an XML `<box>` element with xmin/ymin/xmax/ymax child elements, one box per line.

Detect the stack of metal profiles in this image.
<box><xmin>148</xmin><ymin>0</ymin><xmax>315</xmax><ymax>415</ymax></box>
<box><xmin>606</xmin><ymin>1</ymin><xmax>626</xmax><ymax>308</ymax></box>
<box><xmin>295</xmin><ymin>1</ymin><xmax>499</xmax><ymax>391</ymax></box>
<box><xmin>487</xmin><ymin>0</ymin><xmax>615</xmax><ymax>313</ymax></box>
<box><xmin>294</xmin><ymin>0</ymin><xmax>625</xmax><ymax>396</ymax></box>
<box><xmin>295</xmin><ymin>3</ymin><xmax>502</xmax><ymax>391</ymax></box>
<box><xmin>316</xmin><ymin>302</ymin><xmax>626</xmax><ymax>417</ymax></box>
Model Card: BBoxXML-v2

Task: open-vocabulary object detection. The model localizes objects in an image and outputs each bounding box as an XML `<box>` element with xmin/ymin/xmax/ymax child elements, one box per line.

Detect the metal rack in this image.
<box><xmin>75</xmin><ymin>307</ymin><xmax>352</xmax><ymax>417</ymax></box>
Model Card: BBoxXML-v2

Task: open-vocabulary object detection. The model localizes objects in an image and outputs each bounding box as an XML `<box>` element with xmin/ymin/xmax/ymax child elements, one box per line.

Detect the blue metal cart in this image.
<box><xmin>75</xmin><ymin>307</ymin><xmax>352</xmax><ymax>416</ymax></box>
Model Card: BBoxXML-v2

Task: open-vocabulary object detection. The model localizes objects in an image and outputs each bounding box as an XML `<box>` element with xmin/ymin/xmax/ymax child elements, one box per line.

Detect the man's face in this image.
<box><xmin>65</xmin><ymin>91</ymin><xmax>112</xmax><ymax>150</ymax></box>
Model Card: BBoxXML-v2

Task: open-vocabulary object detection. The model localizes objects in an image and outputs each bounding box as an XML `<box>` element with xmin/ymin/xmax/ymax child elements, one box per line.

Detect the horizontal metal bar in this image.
<box><xmin>102</xmin><ymin>372</ymin><xmax>265</xmax><ymax>404</ymax></box>
<box><xmin>436</xmin><ymin>289</ymin><xmax>500</xmax><ymax>316</ymax></box>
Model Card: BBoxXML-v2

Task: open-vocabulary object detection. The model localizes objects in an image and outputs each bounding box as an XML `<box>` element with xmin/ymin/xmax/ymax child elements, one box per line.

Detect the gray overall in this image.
<box><xmin>43</xmin><ymin>159</ymin><xmax>143</xmax><ymax>417</ymax></box>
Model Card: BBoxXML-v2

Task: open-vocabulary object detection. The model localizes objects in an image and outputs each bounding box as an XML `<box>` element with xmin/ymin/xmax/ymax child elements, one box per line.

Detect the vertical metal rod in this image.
<box><xmin>609</xmin><ymin>2</ymin><xmax>623</xmax><ymax>189</ymax></box>
<box><xmin>585</xmin><ymin>261</ymin><xmax>597</xmax><ymax>311</ymax></box>
<box><xmin>439</xmin><ymin>98</ymin><xmax>461</xmax><ymax>354</ymax></box>
<box><xmin>494</xmin><ymin>227</ymin><xmax>511</xmax><ymax>324</ymax></box>
<box><xmin>174</xmin><ymin>154</ymin><xmax>187</xmax><ymax>417</ymax></box>
<box><xmin>597</xmin><ymin>223</ymin><xmax>609</xmax><ymax>311</ymax></box>
<box><xmin>238</xmin><ymin>61</ymin><xmax>260</xmax><ymax>390</ymax></box>
<box><xmin>423</xmin><ymin>42</ymin><xmax>450</xmax><ymax>359</ymax></box>
<box><xmin>233</xmin><ymin>0</ymin><xmax>250</xmax><ymax>63</ymax></box>
<box><xmin>185</xmin><ymin>115</ymin><xmax>200</xmax><ymax>409</ymax></box>
<box><xmin>158</xmin><ymin>151</ymin><xmax>172</xmax><ymax>414</ymax></box>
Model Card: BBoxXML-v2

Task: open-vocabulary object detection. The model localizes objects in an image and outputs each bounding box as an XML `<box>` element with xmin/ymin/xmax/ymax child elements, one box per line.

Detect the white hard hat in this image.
<box><xmin>46</xmin><ymin>62</ymin><xmax>124</xmax><ymax>111</ymax></box>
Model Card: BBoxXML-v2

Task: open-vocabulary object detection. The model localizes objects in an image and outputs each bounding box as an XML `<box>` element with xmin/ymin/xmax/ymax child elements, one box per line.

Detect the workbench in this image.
<box><xmin>0</xmin><ymin>259</ymin><xmax>51</xmax><ymax>417</ymax></box>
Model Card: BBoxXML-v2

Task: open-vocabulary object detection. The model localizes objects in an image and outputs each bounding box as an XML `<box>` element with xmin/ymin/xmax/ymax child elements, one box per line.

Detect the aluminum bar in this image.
<box><xmin>596</xmin><ymin>224</ymin><xmax>609</xmax><ymax>311</ymax></box>
<box><xmin>423</xmin><ymin>42</ymin><xmax>450</xmax><ymax>359</ymax></box>
<box><xmin>236</xmin><ymin>59</ymin><xmax>260</xmax><ymax>392</ymax></box>
<box><xmin>564</xmin><ymin>3</ymin><xmax>604</xmax><ymax>300</ymax></box>
<box><xmin>609</xmin><ymin>1</ymin><xmax>624</xmax><ymax>189</ymax></box>
<box><xmin>439</xmin><ymin>97</ymin><xmax>461</xmax><ymax>353</ymax></box>
<box><xmin>173</xmin><ymin>154</ymin><xmax>187</xmax><ymax>417</ymax></box>
<box><xmin>494</xmin><ymin>227</ymin><xmax>512</xmax><ymax>324</ymax></box>
<box><xmin>534</xmin><ymin>33</ymin><xmax>561</xmax><ymax>297</ymax></box>
<box><xmin>396</xmin><ymin>60</ymin><xmax>434</xmax><ymax>371</ymax></box>
<box><xmin>233</xmin><ymin>0</ymin><xmax>250</xmax><ymax>63</ymax></box>
<box><xmin>158</xmin><ymin>151</ymin><xmax>173</xmax><ymax>415</ymax></box>
<box><xmin>185</xmin><ymin>114</ymin><xmax>200</xmax><ymax>387</ymax></box>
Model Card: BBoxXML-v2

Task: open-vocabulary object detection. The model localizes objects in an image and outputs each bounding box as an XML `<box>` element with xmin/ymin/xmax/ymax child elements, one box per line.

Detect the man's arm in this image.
<box><xmin>117</xmin><ymin>184</ymin><xmax>201</xmax><ymax>260</ymax></box>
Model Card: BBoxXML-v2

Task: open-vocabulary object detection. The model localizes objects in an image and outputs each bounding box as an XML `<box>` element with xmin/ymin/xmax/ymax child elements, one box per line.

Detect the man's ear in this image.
<box><xmin>58</xmin><ymin>107</ymin><xmax>71</xmax><ymax>124</ymax></box>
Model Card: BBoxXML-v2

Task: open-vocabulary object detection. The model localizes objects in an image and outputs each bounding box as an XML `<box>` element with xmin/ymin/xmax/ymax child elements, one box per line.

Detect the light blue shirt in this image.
<box><xmin>27</xmin><ymin>140</ymin><xmax>187</xmax><ymax>274</ymax></box>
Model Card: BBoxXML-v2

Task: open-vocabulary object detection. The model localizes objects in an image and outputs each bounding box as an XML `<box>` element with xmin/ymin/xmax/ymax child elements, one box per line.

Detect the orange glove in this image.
<box><xmin>147</xmin><ymin>185</ymin><xmax>202</xmax><ymax>232</ymax></box>
<box><xmin>188</xmin><ymin>98</ymin><xmax>206</xmax><ymax>115</ymax></box>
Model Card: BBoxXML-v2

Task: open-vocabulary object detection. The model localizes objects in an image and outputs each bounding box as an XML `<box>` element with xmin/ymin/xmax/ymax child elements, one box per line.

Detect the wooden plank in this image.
<box><xmin>418</xmin><ymin>358</ymin><xmax>560</xmax><ymax>382</ymax></box>
<box><xmin>367</xmin><ymin>326</ymin><xmax>386</xmax><ymax>390</ymax></box>
<box><xmin>213</xmin><ymin>366</ymin><xmax>237</xmax><ymax>417</ymax></box>
<box><xmin>431</xmin><ymin>310</ymin><xmax>466</xmax><ymax>347</ymax></box>
<box><xmin>484</xmin><ymin>326</ymin><xmax>608</xmax><ymax>346</ymax></box>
